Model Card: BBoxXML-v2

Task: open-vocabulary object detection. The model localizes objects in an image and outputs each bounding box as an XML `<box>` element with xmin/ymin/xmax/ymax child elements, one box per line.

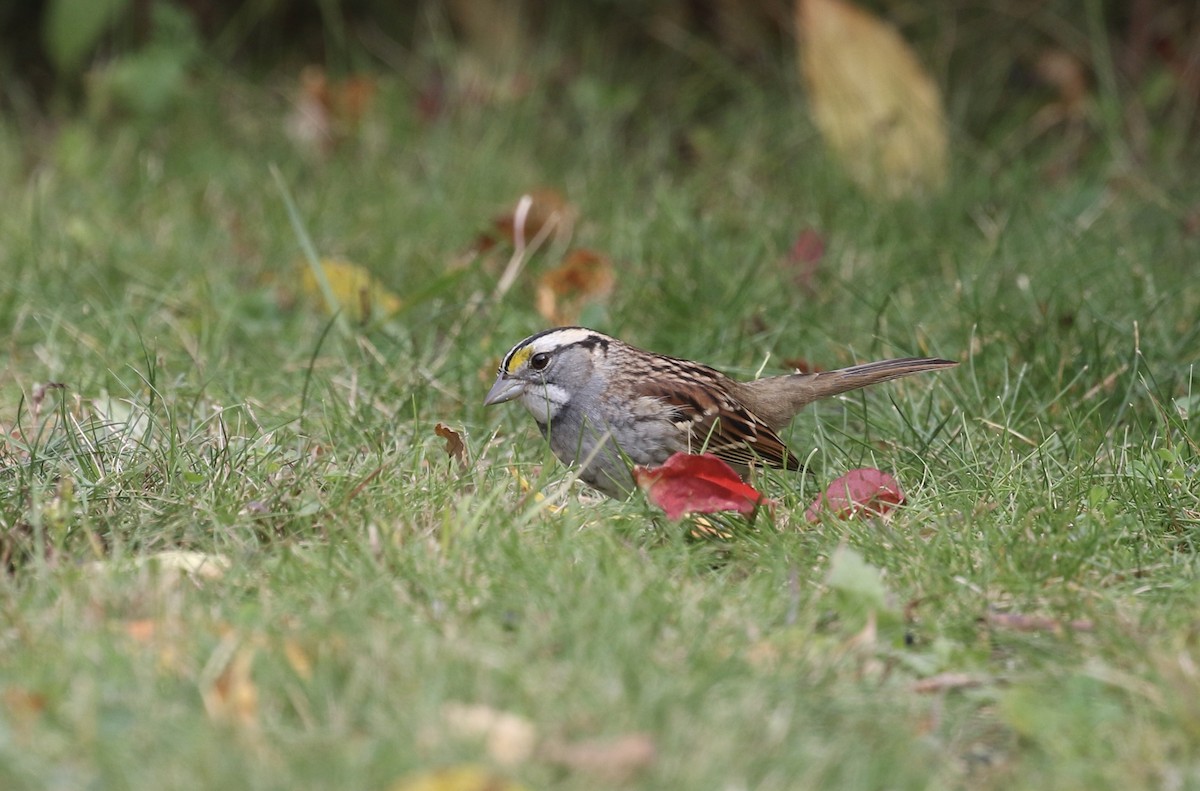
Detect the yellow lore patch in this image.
<box><xmin>506</xmin><ymin>345</ymin><xmax>532</xmax><ymax>374</ymax></box>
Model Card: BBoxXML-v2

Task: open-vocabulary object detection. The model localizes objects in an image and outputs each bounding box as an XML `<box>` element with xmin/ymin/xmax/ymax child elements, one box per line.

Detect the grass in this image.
<box><xmin>2</xmin><ymin>35</ymin><xmax>1200</xmax><ymax>791</ymax></box>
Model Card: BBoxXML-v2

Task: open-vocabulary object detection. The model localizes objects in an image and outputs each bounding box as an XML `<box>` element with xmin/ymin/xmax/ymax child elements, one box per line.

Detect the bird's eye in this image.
<box><xmin>529</xmin><ymin>352</ymin><xmax>550</xmax><ymax>371</ymax></box>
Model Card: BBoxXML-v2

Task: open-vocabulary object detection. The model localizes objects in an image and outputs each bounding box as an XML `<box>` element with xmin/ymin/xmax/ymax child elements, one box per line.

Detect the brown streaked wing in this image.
<box><xmin>634</xmin><ymin>378</ymin><xmax>804</xmax><ymax>471</ymax></box>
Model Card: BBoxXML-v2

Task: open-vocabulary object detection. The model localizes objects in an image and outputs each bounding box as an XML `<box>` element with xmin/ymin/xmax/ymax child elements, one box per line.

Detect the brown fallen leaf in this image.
<box><xmin>202</xmin><ymin>641</ymin><xmax>259</xmax><ymax>729</ymax></box>
<box><xmin>535</xmin><ymin>249</ymin><xmax>615</xmax><ymax>325</ymax></box>
<box><xmin>435</xmin><ymin>423</ymin><xmax>469</xmax><ymax>470</ymax></box>
<box><xmin>490</xmin><ymin>188</ymin><xmax>576</xmax><ymax>249</ymax></box>
<box><xmin>1034</xmin><ymin>48</ymin><xmax>1090</xmax><ymax>121</ymax></box>
<box><xmin>286</xmin><ymin>65</ymin><xmax>378</xmax><ymax>155</ymax></box>
<box><xmin>541</xmin><ymin>733</ymin><xmax>657</xmax><ymax>783</ymax></box>
<box><xmin>781</xmin><ymin>357</ymin><xmax>824</xmax><ymax>374</ymax></box>
<box><xmin>796</xmin><ymin>0</ymin><xmax>948</xmax><ymax>198</ymax></box>
<box><xmin>2</xmin><ymin>687</ymin><xmax>47</xmax><ymax>734</ymax></box>
<box><xmin>124</xmin><ymin>618</ymin><xmax>159</xmax><ymax>642</ymax></box>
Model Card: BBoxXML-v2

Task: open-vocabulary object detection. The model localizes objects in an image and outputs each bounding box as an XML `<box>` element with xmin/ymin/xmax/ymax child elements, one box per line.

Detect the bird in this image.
<box><xmin>484</xmin><ymin>327</ymin><xmax>956</xmax><ymax>498</ymax></box>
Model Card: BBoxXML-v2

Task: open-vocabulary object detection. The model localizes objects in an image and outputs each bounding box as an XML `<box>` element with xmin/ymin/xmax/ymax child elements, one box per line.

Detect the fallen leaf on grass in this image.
<box><xmin>282</xmin><ymin>638</ymin><xmax>314</xmax><ymax>681</ymax></box>
<box><xmin>541</xmin><ymin>733</ymin><xmax>657</xmax><ymax>783</ymax></box>
<box><xmin>120</xmin><ymin>617</ymin><xmax>188</xmax><ymax>673</ymax></box>
<box><xmin>435</xmin><ymin>423</ymin><xmax>469</xmax><ymax>469</ymax></box>
<box><xmin>144</xmin><ymin>550</ymin><xmax>230</xmax><ymax>580</ymax></box>
<box><xmin>124</xmin><ymin>618</ymin><xmax>159</xmax><ymax>642</ymax></box>
<box><xmin>633</xmin><ymin>452</ymin><xmax>771</xmax><ymax>521</ymax></box>
<box><xmin>535</xmin><ymin>249</ymin><xmax>615</xmax><ymax>325</ymax></box>
<box><xmin>1034</xmin><ymin>48</ymin><xmax>1090</xmax><ymax>119</ymax></box>
<box><xmin>3</xmin><ymin>687</ymin><xmax>47</xmax><ymax>722</ymax></box>
<box><xmin>389</xmin><ymin>766</ymin><xmax>528</xmax><ymax>791</ymax></box>
<box><xmin>286</xmin><ymin>65</ymin><xmax>378</xmax><ymax>154</ymax></box>
<box><xmin>784</xmin><ymin>227</ymin><xmax>826</xmax><ymax>292</ymax></box>
<box><xmin>805</xmin><ymin>468</ymin><xmax>904</xmax><ymax>522</ymax></box>
<box><xmin>296</xmin><ymin>257</ymin><xmax>402</xmax><ymax>323</ymax></box>
<box><xmin>473</xmin><ymin>188</ymin><xmax>576</xmax><ymax>254</ymax></box>
<box><xmin>796</xmin><ymin>0</ymin><xmax>948</xmax><ymax>198</ymax></box>
<box><xmin>781</xmin><ymin>357</ymin><xmax>824</xmax><ymax>374</ymax></box>
<box><xmin>442</xmin><ymin>702</ymin><xmax>537</xmax><ymax>767</ymax></box>
<box><xmin>202</xmin><ymin>640</ymin><xmax>259</xmax><ymax>730</ymax></box>
<box><xmin>87</xmin><ymin>551</ymin><xmax>231</xmax><ymax>583</ymax></box>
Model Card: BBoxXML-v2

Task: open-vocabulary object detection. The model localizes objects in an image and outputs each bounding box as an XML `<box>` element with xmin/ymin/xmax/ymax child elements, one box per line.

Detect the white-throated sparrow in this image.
<box><xmin>485</xmin><ymin>327</ymin><xmax>956</xmax><ymax>498</ymax></box>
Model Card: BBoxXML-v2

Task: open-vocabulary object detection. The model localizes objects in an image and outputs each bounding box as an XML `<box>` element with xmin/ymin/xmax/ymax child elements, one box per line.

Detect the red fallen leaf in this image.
<box><xmin>786</xmin><ymin>227</ymin><xmax>825</xmax><ymax>292</ymax></box>
<box><xmin>633</xmin><ymin>452</ymin><xmax>771</xmax><ymax>521</ymax></box>
<box><xmin>790</xmin><ymin>227</ymin><xmax>826</xmax><ymax>264</ymax></box>
<box><xmin>805</xmin><ymin>467</ymin><xmax>904</xmax><ymax>522</ymax></box>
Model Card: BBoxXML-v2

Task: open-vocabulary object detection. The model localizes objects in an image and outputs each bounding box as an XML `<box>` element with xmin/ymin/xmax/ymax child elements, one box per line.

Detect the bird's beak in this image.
<box><xmin>484</xmin><ymin>374</ymin><xmax>526</xmax><ymax>406</ymax></box>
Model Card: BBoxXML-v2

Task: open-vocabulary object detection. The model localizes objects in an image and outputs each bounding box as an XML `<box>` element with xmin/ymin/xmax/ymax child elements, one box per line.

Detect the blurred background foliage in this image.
<box><xmin>2</xmin><ymin>0</ymin><xmax>1198</xmax><ymax>160</ymax></box>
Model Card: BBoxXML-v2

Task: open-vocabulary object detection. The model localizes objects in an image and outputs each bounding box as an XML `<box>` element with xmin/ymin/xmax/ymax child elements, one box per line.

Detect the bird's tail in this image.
<box><xmin>743</xmin><ymin>357</ymin><xmax>957</xmax><ymax>428</ymax></box>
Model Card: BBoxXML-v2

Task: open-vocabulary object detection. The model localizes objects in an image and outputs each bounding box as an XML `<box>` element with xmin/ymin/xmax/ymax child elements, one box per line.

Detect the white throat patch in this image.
<box><xmin>518</xmin><ymin>382</ymin><xmax>571</xmax><ymax>424</ymax></box>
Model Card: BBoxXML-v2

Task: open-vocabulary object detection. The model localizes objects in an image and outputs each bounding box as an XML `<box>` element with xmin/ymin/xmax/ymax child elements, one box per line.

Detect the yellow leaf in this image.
<box><xmin>297</xmin><ymin>257</ymin><xmax>402</xmax><ymax>323</ymax></box>
<box><xmin>388</xmin><ymin>766</ymin><xmax>528</xmax><ymax>791</ymax></box>
<box><xmin>796</xmin><ymin>0</ymin><xmax>948</xmax><ymax>198</ymax></box>
<box><xmin>85</xmin><ymin>550</ymin><xmax>230</xmax><ymax>587</ymax></box>
<box><xmin>282</xmin><ymin>638</ymin><xmax>314</xmax><ymax>681</ymax></box>
<box><xmin>201</xmin><ymin>641</ymin><xmax>259</xmax><ymax>729</ymax></box>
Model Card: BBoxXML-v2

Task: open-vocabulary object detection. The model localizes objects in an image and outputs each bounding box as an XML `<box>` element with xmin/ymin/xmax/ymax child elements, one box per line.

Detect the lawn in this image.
<box><xmin>2</xmin><ymin>25</ymin><xmax>1199</xmax><ymax>791</ymax></box>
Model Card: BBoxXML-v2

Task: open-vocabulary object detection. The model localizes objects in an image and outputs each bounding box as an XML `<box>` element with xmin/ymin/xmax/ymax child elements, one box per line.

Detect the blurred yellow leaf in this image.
<box><xmin>282</xmin><ymin>638</ymin><xmax>314</xmax><ymax>681</ymax></box>
<box><xmin>85</xmin><ymin>551</ymin><xmax>230</xmax><ymax>592</ymax></box>
<box><xmin>796</xmin><ymin>0</ymin><xmax>948</xmax><ymax>198</ymax></box>
<box><xmin>297</xmin><ymin>257</ymin><xmax>402</xmax><ymax>323</ymax></box>
<box><xmin>201</xmin><ymin>641</ymin><xmax>259</xmax><ymax>729</ymax></box>
<box><xmin>535</xmin><ymin>249</ymin><xmax>614</xmax><ymax>325</ymax></box>
<box><xmin>388</xmin><ymin>766</ymin><xmax>528</xmax><ymax>791</ymax></box>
